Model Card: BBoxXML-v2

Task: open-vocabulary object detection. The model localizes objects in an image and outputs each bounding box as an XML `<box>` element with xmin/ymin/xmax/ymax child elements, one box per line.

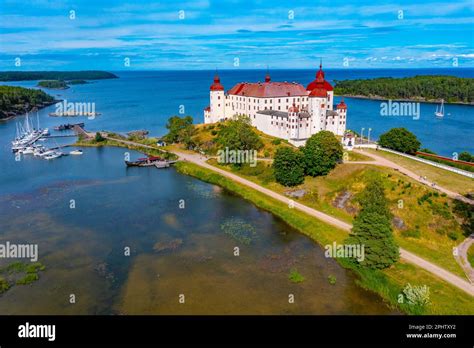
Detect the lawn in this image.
<box><xmin>364</xmin><ymin>149</ymin><xmax>474</xmax><ymax>195</ymax></box>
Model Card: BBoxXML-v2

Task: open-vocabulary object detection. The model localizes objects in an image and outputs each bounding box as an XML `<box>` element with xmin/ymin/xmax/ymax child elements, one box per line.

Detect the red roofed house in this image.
<box><xmin>204</xmin><ymin>62</ymin><xmax>347</xmax><ymax>146</ymax></box>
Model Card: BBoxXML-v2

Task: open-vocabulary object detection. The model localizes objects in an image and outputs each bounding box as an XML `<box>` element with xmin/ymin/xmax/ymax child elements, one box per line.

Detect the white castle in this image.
<box><xmin>204</xmin><ymin>62</ymin><xmax>347</xmax><ymax>146</ymax></box>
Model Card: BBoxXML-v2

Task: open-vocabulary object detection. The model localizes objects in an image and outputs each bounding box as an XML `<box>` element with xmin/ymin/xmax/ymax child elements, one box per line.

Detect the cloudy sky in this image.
<box><xmin>0</xmin><ymin>0</ymin><xmax>473</xmax><ymax>70</ymax></box>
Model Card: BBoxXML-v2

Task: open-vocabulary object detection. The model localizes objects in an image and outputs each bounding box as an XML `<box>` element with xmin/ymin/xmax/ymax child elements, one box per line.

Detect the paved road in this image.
<box><xmin>455</xmin><ymin>234</ymin><xmax>474</xmax><ymax>283</ymax></box>
<box><xmin>99</xmin><ymin>136</ymin><xmax>474</xmax><ymax>296</ymax></box>
<box><xmin>351</xmin><ymin>150</ymin><xmax>474</xmax><ymax>205</ymax></box>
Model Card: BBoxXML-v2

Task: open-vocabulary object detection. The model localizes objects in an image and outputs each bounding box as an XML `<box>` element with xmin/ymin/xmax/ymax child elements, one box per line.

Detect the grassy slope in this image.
<box><xmin>207</xmin><ymin>159</ymin><xmax>468</xmax><ymax>279</ymax></box>
<box><xmin>365</xmin><ymin>149</ymin><xmax>474</xmax><ymax>195</ymax></box>
<box><xmin>175</xmin><ymin>161</ymin><xmax>474</xmax><ymax>315</ymax></box>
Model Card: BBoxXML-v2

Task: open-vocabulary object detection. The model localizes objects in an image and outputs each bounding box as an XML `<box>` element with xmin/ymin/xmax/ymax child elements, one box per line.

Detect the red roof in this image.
<box><xmin>210</xmin><ymin>74</ymin><xmax>224</xmax><ymax>91</ymax></box>
<box><xmin>337</xmin><ymin>99</ymin><xmax>347</xmax><ymax>109</ymax></box>
<box><xmin>309</xmin><ymin>87</ymin><xmax>327</xmax><ymax>98</ymax></box>
<box><xmin>306</xmin><ymin>61</ymin><xmax>334</xmax><ymax>92</ymax></box>
<box><xmin>228</xmin><ymin>81</ymin><xmax>306</xmax><ymax>98</ymax></box>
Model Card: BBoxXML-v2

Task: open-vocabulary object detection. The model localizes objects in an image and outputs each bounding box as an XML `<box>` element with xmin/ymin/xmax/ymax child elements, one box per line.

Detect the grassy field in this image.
<box><xmin>364</xmin><ymin>149</ymin><xmax>474</xmax><ymax>195</ymax></box>
<box><xmin>191</xmin><ymin>122</ymin><xmax>294</xmax><ymax>158</ymax></box>
<box><xmin>206</xmin><ymin>159</ymin><xmax>469</xmax><ymax>279</ymax></box>
<box><xmin>175</xmin><ymin>161</ymin><xmax>474</xmax><ymax>314</ymax></box>
<box><xmin>468</xmin><ymin>245</ymin><xmax>474</xmax><ymax>268</ymax></box>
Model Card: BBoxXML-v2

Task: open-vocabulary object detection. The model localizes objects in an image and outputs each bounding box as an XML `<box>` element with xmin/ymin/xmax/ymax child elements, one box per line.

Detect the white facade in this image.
<box><xmin>204</xmin><ymin>66</ymin><xmax>347</xmax><ymax>146</ymax></box>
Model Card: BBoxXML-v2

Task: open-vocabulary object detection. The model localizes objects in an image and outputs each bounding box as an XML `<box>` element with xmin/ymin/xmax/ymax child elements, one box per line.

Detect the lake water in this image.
<box><xmin>0</xmin><ymin>68</ymin><xmax>471</xmax><ymax>314</ymax></box>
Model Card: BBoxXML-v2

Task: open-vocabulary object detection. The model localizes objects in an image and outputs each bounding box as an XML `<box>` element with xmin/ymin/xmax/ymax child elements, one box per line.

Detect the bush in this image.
<box><xmin>403</xmin><ymin>283</ymin><xmax>430</xmax><ymax>306</ymax></box>
<box><xmin>378</xmin><ymin>128</ymin><xmax>421</xmax><ymax>154</ymax></box>
<box><xmin>271</xmin><ymin>138</ymin><xmax>281</xmax><ymax>145</ymax></box>
<box><xmin>95</xmin><ymin>132</ymin><xmax>105</xmax><ymax>142</ymax></box>
<box><xmin>289</xmin><ymin>269</ymin><xmax>305</xmax><ymax>283</ymax></box>
<box><xmin>302</xmin><ymin>131</ymin><xmax>343</xmax><ymax>177</ymax></box>
<box><xmin>273</xmin><ymin>147</ymin><xmax>305</xmax><ymax>186</ymax></box>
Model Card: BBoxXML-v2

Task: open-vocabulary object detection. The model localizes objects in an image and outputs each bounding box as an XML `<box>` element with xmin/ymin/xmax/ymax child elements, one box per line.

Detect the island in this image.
<box><xmin>37</xmin><ymin>80</ymin><xmax>69</xmax><ymax>89</ymax></box>
<box><xmin>334</xmin><ymin>75</ymin><xmax>474</xmax><ymax>104</ymax></box>
<box><xmin>67</xmin><ymin>79</ymin><xmax>89</xmax><ymax>85</ymax></box>
<box><xmin>0</xmin><ymin>85</ymin><xmax>56</xmax><ymax>120</ymax></box>
<box><xmin>0</xmin><ymin>70</ymin><xmax>118</xmax><ymax>81</ymax></box>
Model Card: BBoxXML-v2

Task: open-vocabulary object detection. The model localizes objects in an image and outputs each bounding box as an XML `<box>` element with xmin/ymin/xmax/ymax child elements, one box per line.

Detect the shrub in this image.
<box><xmin>402</xmin><ymin>283</ymin><xmax>430</xmax><ymax>306</ymax></box>
<box><xmin>273</xmin><ymin>147</ymin><xmax>305</xmax><ymax>187</ymax></box>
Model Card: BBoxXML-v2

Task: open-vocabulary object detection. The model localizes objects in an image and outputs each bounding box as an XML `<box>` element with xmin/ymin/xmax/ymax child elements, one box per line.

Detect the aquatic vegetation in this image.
<box><xmin>328</xmin><ymin>275</ymin><xmax>337</xmax><ymax>285</ymax></box>
<box><xmin>289</xmin><ymin>269</ymin><xmax>305</xmax><ymax>283</ymax></box>
<box><xmin>0</xmin><ymin>261</ymin><xmax>45</xmax><ymax>293</ymax></box>
<box><xmin>220</xmin><ymin>218</ymin><xmax>257</xmax><ymax>245</ymax></box>
<box><xmin>153</xmin><ymin>239</ymin><xmax>184</xmax><ymax>253</ymax></box>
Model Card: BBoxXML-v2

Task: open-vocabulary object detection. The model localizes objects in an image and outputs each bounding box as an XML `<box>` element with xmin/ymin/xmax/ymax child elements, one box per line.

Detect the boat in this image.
<box><xmin>44</xmin><ymin>151</ymin><xmax>63</xmax><ymax>160</ymax></box>
<box><xmin>125</xmin><ymin>156</ymin><xmax>164</xmax><ymax>167</ymax></box>
<box><xmin>54</xmin><ymin>122</ymin><xmax>85</xmax><ymax>131</ymax></box>
<box><xmin>21</xmin><ymin>147</ymin><xmax>35</xmax><ymax>155</ymax></box>
<box><xmin>69</xmin><ymin>149</ymin><xmax>83</xmax><ymax>155</ymax></box>
<box><xmin>435</xmin><ymin>100</ymin><xmax>444</xmax><ymax>118</ymax></box>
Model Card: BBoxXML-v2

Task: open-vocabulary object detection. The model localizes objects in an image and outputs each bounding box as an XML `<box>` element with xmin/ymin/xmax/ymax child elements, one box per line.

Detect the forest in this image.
<box><xmin>0</xmin><ymin>70</ymin><xmax>117</xmax><ymax>81</ymax></box>
<box><xmin>0</xmin><ymin>85</ymin><xmax>55</xmax><ymax>119</ymax></box>
<box><xmin>334</xmin><ymin>75</ymin><xmax>473</xmax><ymax>104</ymax></box>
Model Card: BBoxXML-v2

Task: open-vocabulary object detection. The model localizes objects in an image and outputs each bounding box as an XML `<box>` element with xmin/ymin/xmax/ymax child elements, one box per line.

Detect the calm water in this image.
<box><xmin>1</xmin><ymin>68</ymin><xmax>473</xmax><ymax>156</ymax></box>
<box><xmin>0</xmin><ymin>147</ymin><xmax>395</xmax><ymax>314</ymax></box>
<box><xmin>0</xmin><ymin>68</ymin><xmax>471</xmax><ymax>314</ymax></box>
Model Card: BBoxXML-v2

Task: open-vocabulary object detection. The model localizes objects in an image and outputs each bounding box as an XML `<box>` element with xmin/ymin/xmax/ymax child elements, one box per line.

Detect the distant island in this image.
<box><xmin>0</xmin><ymin>86</ymin><xmax>56</xmax><ymax>120</ymax></box>
<box><xmin>334</xmin><ymin>75</ymin><xmax>474</xmax><ymax>104</ymax></box>
<box><xmin>37</xmin><ymin>80</ymin><xmax>69</xmax><ymax>89</ymax></box>
<box><xmin>67</xmin><ymin>79</ymin><xmax>88</xmax><ymax>85</ymax></box>
<box><xmin>0</xmin><ymin>70</ymin><xmax>118</xmax><ymax>81</ymax></box>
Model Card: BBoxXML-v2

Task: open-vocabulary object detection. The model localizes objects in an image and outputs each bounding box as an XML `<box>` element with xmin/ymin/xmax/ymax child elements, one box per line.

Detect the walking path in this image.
<box><xmin>455</xmin><ymin>234</ymin><xmax>474</xmax><ymax>283</ymax></box>
<box><xmin>94</xmin><ymin>135</ymin><xmax>474</xmax><ymax>296</ymax></box>
<box><xmin>350</xmin><ymin>150</ymin><xmax>474</xmax><ymax>205</ymax></box>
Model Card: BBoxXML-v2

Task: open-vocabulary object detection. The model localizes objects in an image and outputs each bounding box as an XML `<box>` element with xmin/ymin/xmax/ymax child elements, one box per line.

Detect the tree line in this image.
<box><xmin>0</xmin><ymin>70</ymin><xmax>117</xmax><ymax>81</ymax></box>
<box><xmin>0</xmin><ymin>85</ymin><xmax>55</xmax><ymax>119</ymax></box>
<box><xmin>334</xmin><ymin>75</ymin><xmax>474</xmax><ymax>103</ymax></box>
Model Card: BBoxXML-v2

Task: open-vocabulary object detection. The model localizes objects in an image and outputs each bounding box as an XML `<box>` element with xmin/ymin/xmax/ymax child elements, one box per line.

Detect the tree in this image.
<box><xmin>95</xmin><ymin>132</ymin><xmax>105</xmax><ymax>142</ymax></box>
<box><xmin>345</xmin><ymin>179</ymin><xmax>399</xmax><ymax>270</ymax></box>
<box><xmin>273</xmin><ymin>147</ymin><xmax>305</xmax><ymax>186</ymax></box>
<box><xmin>216</xmin><ymin>115</ymin><xmax>263</xmax><ymax>151</ymax></box>
<box><xmin>378</xmin><ymin>128</ymin><xmax>421</xmax><ymax>154</ymax></box>
<box><xmin>302</xmin><ymin>131</ymin><xmax>343</xmax><ymax>176</ymax></box>
<box><xmin>164</xmin><ymin>115</ymin><xmax>194</xmax><ymax>143</ymax></box>
<box><xmin>459</xmin><ymin>151</ymin><xmax>473</xmax><ymax>163</ymax></box>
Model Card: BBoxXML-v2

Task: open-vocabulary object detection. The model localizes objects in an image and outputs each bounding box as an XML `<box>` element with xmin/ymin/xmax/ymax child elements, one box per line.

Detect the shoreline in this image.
<box><xmin>336</xmin><ymin>94</ymin><xmax>474</xmax><ymax>106</ymax></box>
<box><xmin>0</xmin><ymin>100</ymin><xmax>60</xmax><ymax>122</ymax></box>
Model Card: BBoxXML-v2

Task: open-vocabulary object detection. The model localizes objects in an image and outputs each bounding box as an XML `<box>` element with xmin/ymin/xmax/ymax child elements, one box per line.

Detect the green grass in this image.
<box><xmin>365</xmin><ymin>149</ymin><xmax>474</xmax><ymax>195</ymax></box>
<box><xmin>175</xmin><ymin>161</ymin><xmax>474</xmax><ymax>314</ymax></box>
<box><xmin>468</xmin><ymin>244</ymin><xmax>474</xmax><ymax>268</ymax></box>
<box><xmin>289</xmin><ymin>269</ymin><xmax>305</xmax><ymax>283</ymax></box>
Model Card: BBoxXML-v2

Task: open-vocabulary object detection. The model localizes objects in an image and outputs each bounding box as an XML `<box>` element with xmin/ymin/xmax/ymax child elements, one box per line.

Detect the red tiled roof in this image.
<box><xmin>210</xmin><ymin>74</ymin><xmax>224</xmax><ymax>91</ymax></box>
<box><xmin>227</xmin><ymin>81</ymin><xmax>307</xmax><ymax>98</ymax></box>
<box><xmin>337</xmin><ymin>99</ymin><xmax>347</xmax><ymax>109</ymax></box>
<box><xmin>306</xmin><ymin>80</ymin><xmax>334</xmax><ymax>92</ymax></box>
<box><xmin>309</xmin><ymin>87</ymin><xmax>327</xmax><ymax>98</ymax></box>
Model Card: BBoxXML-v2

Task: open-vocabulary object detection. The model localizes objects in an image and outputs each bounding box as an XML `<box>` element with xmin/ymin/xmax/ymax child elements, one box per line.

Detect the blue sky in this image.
<box><xmin>0</xmin><ymin>0</ymin><xmax>473</xmax><ymax>70</ymax></box>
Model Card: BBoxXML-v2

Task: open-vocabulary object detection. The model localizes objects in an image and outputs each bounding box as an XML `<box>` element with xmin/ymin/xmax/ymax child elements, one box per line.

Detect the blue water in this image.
<box><xmin>1</xmin><ymin>68</ymin><xmax>473</xmax><ymax>158</ymax></box>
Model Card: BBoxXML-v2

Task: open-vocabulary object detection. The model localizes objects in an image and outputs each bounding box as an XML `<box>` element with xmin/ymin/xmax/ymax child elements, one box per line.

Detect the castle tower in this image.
<box><xmin>207</xmin><ymin>74</ymin><xmax>225</xmax><ymax>123</ymax></box>
<box><xmin>308</xmin><ymin>87</ymin><xmax>327</xmax><ymax>134</ymax></box>
<box><xmin>288</xmin><ymin>103</ymin><xmax>299</xmax><ymax>139</ymax></box>
<box><xmin>335</xmin><ymin>98</ymin><xmax>347</xmax><ymax>136</ymax></box>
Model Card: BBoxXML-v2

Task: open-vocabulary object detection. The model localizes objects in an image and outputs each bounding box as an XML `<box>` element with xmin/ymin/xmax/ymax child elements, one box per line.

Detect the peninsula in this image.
<box><xmin>0</xmin><ymin>70</ymin><xmax>118</xmax><ymax>81</ymax></box>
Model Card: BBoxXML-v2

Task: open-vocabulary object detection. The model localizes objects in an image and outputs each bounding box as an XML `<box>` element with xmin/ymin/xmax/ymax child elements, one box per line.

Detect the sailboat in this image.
<box><xmin>435</xmin><ymin>99</ymin><xmax>444</xmax><ymax>118</ymax></box>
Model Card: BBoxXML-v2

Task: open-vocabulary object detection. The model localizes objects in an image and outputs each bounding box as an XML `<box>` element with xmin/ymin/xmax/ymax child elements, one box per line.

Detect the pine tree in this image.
<box><xmin>346</xmin><ymin>179</ymin><xmax>399</xmax><ymax>269</ymax></box>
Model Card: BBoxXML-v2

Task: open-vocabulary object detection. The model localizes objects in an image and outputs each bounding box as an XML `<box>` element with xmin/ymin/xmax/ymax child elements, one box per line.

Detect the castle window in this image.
<box><xmin>218</xmin><ymin>104</ymin><xmax>220</xmax><ymax>107</ymax></box>
<box><xmin>265</xmin><ymin>100</ymin><xmax>267</xmax><ymax>104</ymax></box>
<box><xmin>286</xmin><ymin>99</ymin><xmax>289</xmax><ymax>103</ymax></box>
<box><xmin>278</xmin><ymin>106</ymin><xmax>281</xmax><ymax>110</ymax></box>
<box><xmin>218</xmin><ymin>96</ymin><xmax>221</xmax><ymax>100</ymax></box>
<box><xmin>278</xmin><ymin>99</ymin><xmax>281</xmax><ymax>103</ymax></box>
